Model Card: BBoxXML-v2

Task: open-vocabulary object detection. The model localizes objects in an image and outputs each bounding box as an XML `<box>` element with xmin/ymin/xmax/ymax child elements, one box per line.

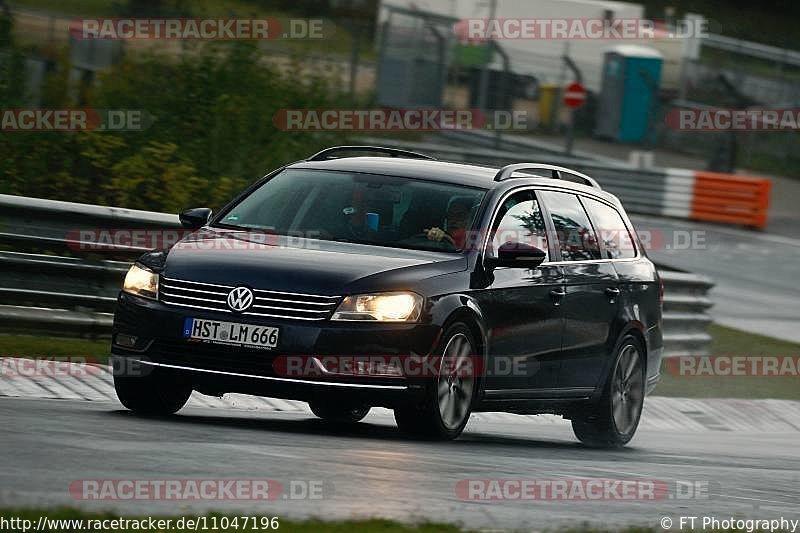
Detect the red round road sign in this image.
<box><xmin>563</xmin><ymin>82</ymin><xmax>587</xmax><ymax>108</ymax></box>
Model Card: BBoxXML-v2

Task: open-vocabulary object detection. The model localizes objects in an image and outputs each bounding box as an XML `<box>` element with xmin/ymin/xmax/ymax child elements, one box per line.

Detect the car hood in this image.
<box><xmin>159</xmin><ymin>228</ymin><xmax>467</xmax><ymax>295</ymax></box>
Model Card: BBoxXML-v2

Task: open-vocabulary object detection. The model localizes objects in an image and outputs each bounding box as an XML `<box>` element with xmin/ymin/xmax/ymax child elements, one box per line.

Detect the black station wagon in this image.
<box><xmin>112</xmin><ymin>146</ymin><xmax>663</xmax><ymax>446</ymax></box>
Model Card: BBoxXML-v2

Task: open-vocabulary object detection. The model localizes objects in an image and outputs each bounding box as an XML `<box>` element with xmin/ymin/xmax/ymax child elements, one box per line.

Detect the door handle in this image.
<box><xmin>605</xmin><ymin>287</ymin><xmax>621</xmax><ymax>297</ymax></box>
<box><xmin>550</xmin><ymin>288</ymin><xmax>566</xmax><ymax>305</ymax></box>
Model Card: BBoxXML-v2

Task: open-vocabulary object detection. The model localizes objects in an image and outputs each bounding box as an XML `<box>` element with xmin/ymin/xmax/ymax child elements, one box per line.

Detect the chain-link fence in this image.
<box><xmin>659</xmin><ymin>33</ymin><xmax>800</xmax><ymax>174</ymax></box>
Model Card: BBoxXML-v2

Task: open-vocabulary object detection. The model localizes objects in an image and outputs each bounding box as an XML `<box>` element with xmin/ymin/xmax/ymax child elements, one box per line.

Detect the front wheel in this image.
<box><xmin>309</xmin><ymin>400</ymin><xmax>370</xmax><ymax>423</ymax></box>
<box><xmin>571</xmin><ymin>335</ymin><xmax>645</xmax><ymax>448</ymax></box>
<box><xmin>394</xmin><ymin>323</ymin><xmax>477</xmax><ymax>440</ymax></box>
<box><xmin>114</xmin><ymin>365</ymin><xmax>192</xmax><ymax>416</ymax></box>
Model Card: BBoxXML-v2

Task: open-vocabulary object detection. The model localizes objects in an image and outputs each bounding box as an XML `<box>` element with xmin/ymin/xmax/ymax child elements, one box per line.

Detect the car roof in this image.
<box><xmin>288</xmin><ymin>157</ymin><xmax>497</xmax><ymax>187</ymax></box>
<box><xmin>287</xmin><ymin>157</ymin><xmax>620</xmax><ymax>204</ymax></box>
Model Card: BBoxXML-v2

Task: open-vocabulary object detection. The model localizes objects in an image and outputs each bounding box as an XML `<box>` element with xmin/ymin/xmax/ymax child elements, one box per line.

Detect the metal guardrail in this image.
<box><xmin>0</xmin><ymin>193</ymin><xmax>714</xmax><ymax>357</ymax></box>
<box><xmin>0</xmin><ymin>250</ymin><xmax>125</xmax><ymax>337</ymax></box>
<box><xmin>0</xmin><ymin>193</ymin><xmax>179</xmax><ymax>253</ymax></box>
<box><xmin>658</xmin><ymin>270</ymin><xmax>714</xmax><ymax>357</ymax></box>
<box><xmin>360</xmin><ymin>135</ymin><xmax>771</xmax><ymax>228</ymax></box>
<box><xmin>703</xmin><ymin>33</ymin><xmax>800</xmax><ymax>69</ymax></box>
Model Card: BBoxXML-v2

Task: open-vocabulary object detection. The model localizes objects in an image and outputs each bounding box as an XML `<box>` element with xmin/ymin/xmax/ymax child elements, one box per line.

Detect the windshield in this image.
<box><xmin>215</xmin><ymin>169</ymin><xmax>487</xmax><ymax>253</ymax></box>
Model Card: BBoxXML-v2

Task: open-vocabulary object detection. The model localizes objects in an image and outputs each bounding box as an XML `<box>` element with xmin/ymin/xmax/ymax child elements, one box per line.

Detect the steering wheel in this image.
<box><xmin>403</xmin><ymin>231</ymin><xmax>458</xmax><ymax>251</ymax></box>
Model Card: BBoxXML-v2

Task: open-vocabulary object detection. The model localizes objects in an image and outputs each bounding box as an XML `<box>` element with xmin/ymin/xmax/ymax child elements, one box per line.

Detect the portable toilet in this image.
<box><xmin>595</xmin><ymin>45</ymin><xmax>663</xmax><ymax>143</ymax></box>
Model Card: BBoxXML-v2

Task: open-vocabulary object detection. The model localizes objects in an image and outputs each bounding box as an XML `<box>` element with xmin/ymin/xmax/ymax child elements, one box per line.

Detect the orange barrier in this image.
<box><xmin>690</xmin><ymin>171</ymin><xmax>771</xmax><ymax>229</ymax></box>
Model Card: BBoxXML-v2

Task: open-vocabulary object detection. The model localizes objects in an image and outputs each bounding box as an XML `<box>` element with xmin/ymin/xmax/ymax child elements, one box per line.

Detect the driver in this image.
<box><xmin>424</xmin><ymin>198</ymin><xmax>471</xmax><ymax>249</ymax></box>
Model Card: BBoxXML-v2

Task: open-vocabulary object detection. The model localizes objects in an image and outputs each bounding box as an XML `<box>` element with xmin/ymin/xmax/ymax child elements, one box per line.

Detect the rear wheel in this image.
<box><xmin>571</xmin><ymin>335</ymin><xmax>645</xmax><ymax>448</ymax></box>
<box><xmin>114</xmin><ymin>365</ymin><xmax>192</xmax><ymax>416</ymax></box>
<box><xmin>309</xmin><ymin>400</ymin><xmax>370</xmax><ymax>423</ymax></box>
<box><xmin>394</xmin><ymin>323</ymin><xmax>477</xmax><ymax>440</ymax></box>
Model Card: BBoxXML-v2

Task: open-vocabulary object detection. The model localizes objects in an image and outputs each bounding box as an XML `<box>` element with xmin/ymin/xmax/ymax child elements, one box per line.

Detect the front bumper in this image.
<box><xmin>112</xmin><ymin>292</ymin><xmax>442</xmax><ymax>405</ymax></box>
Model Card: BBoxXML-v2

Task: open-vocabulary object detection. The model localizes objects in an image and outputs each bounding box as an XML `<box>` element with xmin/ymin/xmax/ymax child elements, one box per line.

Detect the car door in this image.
<box><xmin>538</xmin><ymin>190</ymin><xmax>620</xmax><ymax>392</ymax></box>
<box><xmin>480</xmin><ymin>189</ymin><xmax>566</xmax><ymax>397</ymax></box>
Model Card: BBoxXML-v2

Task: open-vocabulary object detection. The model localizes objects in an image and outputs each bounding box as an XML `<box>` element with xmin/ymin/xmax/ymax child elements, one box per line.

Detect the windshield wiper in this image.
<box><xmin>211</xmin><ymin>222</ymin><xmax>250</xmax><ymax>231</ymax></box>
<box><xmin>328</xmin><ymin>237</ymin><xmax>376</xmax><ymax>246</ymax></box>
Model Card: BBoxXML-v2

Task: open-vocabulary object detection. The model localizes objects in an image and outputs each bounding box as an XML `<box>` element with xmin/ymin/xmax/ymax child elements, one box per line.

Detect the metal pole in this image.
<box><xmin>477</xmin><ymin>0</ymin><xmax>496</xmax><ymax>112</ymax></box>
<box><xmin>565</xmin><ymin>111</ymin><xmax>576</xmax><ymax>155</ymax></box>
<box><xmin>492</xmin><ymin>43</ymin><xmax>510</xmax><ymax>150</ymax></box>
<box><xmin>563</xmin><ymin>52</ymin><xmax>582</xmax><ymax>156</ymax></box>
<box><xmin>375</xmin><ymin>15</ymin><xmax>390</xmax><ymax>106</ymax></box>
<box><xmin>349</xmin><ymin>20</ymin><xmax>360</xmax><ymax>103</ymax></box>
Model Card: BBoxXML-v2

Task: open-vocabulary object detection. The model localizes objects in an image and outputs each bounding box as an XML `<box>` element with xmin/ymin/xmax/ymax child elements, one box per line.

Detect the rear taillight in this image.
<box><xmin>658</xmin><ymin>276</ymin><xmax>664</xmax><ymax>309</ymax></box>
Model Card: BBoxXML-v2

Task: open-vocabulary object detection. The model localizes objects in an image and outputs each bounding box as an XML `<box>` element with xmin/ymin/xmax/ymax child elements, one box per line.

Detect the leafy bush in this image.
<box><xmin>0</xmin><ymin>40</ymin><xmax>349</xmax><ymax>212</ymax></box>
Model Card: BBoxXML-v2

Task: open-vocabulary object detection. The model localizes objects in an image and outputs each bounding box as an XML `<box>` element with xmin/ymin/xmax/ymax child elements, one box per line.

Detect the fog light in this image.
<box><xmin>364</xmin><ymin>361</ymin><xmax>403</xmax><ymax>377</ymax></box>
<box><xmin>312</xmin><ymin>356</ymin><xmax>404</xmax><ymax>377</ymax></box>
<box><xmin>115</xmin><ymin>333</ymin><xmax>138</xmax><ymax>348</ymax></box>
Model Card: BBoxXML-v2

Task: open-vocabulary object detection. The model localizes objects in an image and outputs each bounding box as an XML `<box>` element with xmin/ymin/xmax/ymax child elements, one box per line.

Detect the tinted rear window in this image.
<box><xmin>581</xmin><ymin>198</ymin><xmax>637</xmax><ymax>259</ymax></box>
<box><xmin>539</xmin><ymin>190</ymin><xmax>601</xmax><ymax>262</ymax></box>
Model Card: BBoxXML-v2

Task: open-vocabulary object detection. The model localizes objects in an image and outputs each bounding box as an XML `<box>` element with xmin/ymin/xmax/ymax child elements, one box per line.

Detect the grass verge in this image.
<box><xmin>0</xmin><ymin>509</ymin><xmax>463</xmax><ymax>533</ymax></box>
<box><xmin>653</xmin><ymin>324</ymin><xmax>800</xmax><ymax>400</ymax></box>
<box><xmin>1</xmin><ymin>508</ymin><xmax>793</xmax><ymax>532</ymax></box>
<box><xmin>0</xmin><ymin>334</ymin><xmax>110</xmax><ymax>364</ymax></box>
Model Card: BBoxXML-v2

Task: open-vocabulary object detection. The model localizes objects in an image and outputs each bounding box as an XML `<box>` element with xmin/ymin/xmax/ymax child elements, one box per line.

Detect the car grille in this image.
<box><xmin>147</xmin><ymin>340</ymin><xmax>404</xmax><ymax>386</ymax></box>
<box><xmin>149</xmin><ymin>339</ymin><xmax>282</xmax><ymax>377</ymax></box>
<box><xmin>159</xmin><ymin>276</ymin><xmax>341</xmax><ymax>321</ymax></box>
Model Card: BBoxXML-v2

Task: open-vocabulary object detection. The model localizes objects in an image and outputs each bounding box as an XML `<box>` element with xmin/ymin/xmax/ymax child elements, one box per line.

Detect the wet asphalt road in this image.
<box><xmin>632</xmin><ymin>215</ymin><xmax>800</xmax><ymax>344</ymax></box>
<box><xmin>3</xmin><ymin>397</ymin><xmax>798</xmax><ymax>530</ymax></box>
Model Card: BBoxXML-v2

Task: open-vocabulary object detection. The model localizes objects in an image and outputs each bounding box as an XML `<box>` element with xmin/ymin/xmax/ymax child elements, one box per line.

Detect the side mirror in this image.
<box><xmin>179</xmin><ymin>207</ymin><xmax>213</xmax><ymax>229</ymax></box>
<box><xmin>487</xmin><ymin>241</ymin><xmax>547</xmax><ymax>269</ymax></box>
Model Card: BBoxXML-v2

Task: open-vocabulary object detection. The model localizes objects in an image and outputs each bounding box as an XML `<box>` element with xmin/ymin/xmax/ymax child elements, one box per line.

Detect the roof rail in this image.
<box><xmin>306</xmin><ymin>145</ymin><xmax>436</xmax><ymax>162</ymax></box>
<box><xmin>493</xmin><ymin>163</ymin><xmax>601</xmax><ymax>189</ymax></box>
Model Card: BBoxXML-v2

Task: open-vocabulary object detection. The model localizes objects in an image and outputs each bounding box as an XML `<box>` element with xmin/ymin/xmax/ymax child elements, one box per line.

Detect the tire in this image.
<box><xmin>114</xmin><ymin>365</ymin><xmax>192</xmax><ymax>416</ymax></box>
<box><xmin>571</xmin><ymin>334</ymin><xmax>645</xmax><ymax>448</ymax></box>
<box><xmin>309</xmin><ymin>400</ymin><xmax>370</xmax><ymax>423</ymax></box>
<box><xmin>394</xmin><ymin>322</ymin><xmax>478</xmax><ymax>440</ymax></box>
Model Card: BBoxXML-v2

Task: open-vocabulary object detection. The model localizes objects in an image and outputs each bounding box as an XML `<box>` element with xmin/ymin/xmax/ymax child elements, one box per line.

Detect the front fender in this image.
<box><xmin>429</xmin><ymin>293</ymin><xmax>485</xmax><ymax>332</ymax></box>
<box><xmin>427</xmin><ymin>293</ymin><xmax>489</xmax><ymax>392</ymax></box>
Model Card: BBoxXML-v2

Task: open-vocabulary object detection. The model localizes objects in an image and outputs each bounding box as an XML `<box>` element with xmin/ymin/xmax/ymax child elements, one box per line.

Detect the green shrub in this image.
<box><xmin>0</xmin><ymin>41</ymin><xmax>348</xmax><ymax>211</ymax></box>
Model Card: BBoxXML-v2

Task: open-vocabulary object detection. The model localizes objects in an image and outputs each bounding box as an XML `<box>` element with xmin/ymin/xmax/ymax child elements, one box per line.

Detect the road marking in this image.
<box><xmin>1</xmin><ymin>358</ymin><xmax>799</xmax><ymax>433</ymax></box>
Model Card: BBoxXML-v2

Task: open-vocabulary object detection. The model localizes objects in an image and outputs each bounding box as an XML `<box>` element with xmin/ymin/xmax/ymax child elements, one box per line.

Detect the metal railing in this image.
<box><xmin>703</xmin><ymin>33</ymin><xmax>800</xmax><ymax>70</ymax></box>
<box><xmin>0</xmin><ymin>193</ymin><xmax>714</xmax><ymax>357</ymax></box>
<box><xmin>358</xmin><ymin>136</ymin><xmax>771</xmax><ymax>228</ymax></box>
<box><xmin>658</xmin><ymin>270</ymin><xmax>714</xmax><ymax>357</ymax></box>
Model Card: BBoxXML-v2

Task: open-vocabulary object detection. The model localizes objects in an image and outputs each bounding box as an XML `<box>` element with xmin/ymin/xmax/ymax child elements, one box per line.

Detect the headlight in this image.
<box><xmin>332</xmin><ymin>292</ymin><xmax>422</xmax><ymax>322</ymax></box>
<box><xmin>122</xmin><ymin>264</ymin><xmax>159</xmax><ymax>300</ymax></box>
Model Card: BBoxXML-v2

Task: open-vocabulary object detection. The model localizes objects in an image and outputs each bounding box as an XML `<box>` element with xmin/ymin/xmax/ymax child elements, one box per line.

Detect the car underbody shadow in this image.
<box><xmin>105</xmin><ymin>407</ymin><xmax>636</xmax><ymax>451</ymax></box>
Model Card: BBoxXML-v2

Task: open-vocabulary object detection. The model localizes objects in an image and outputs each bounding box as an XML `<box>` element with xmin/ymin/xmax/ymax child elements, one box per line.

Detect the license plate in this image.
<box><xmin>183</xmin><ymin>318</ymin><xmax>279</xmax><ymax>350</ymax></box>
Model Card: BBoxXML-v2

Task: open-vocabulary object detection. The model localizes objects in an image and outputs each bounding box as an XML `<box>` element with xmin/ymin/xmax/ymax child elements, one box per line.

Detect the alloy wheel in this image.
<box><xmin>436</xmin><ymin>333</ymin><xmax>476</xmax><ymax>430</ymax></box>
<box><xmin>611</xmin><ymin>344</ymin><xmax>644</xmax><ymax>435</ymax></box>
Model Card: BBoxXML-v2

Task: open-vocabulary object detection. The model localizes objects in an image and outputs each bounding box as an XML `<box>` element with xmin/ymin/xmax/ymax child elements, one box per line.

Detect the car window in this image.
<box><xmin>487</xmin><ymin>190</ymin><xmax>549</xmax><ymax>261</ymax></box>
<box><xmin>215</xmin><ymin>169</ymin><xmax>486</xmax><ymax>253</ymax></box>
<box><xmin>581</xmin><ymin>197</ymin><xmax>637</xmax><ymax>259</ymax></box>
<box><xmin>539</xmin><ymin>190</ymin><xmax>601</xmax><ymax>262</ymax></box>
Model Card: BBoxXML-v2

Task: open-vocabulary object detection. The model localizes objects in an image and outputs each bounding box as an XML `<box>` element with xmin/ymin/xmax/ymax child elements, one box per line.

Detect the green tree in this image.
<box><xmin>1</xmin><ymin>40</ymin><xmax>349</xmax><ymax>210</ymax></box>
